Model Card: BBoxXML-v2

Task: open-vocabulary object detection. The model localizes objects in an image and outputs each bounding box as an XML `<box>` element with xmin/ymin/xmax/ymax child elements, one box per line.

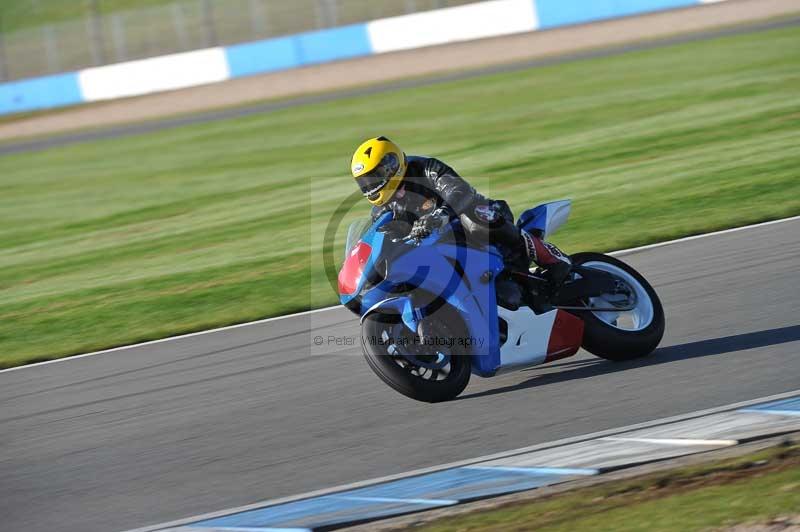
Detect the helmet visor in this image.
<box><xmin>356</xmin><ymin>153</ymin><xmax>400</xmax><ymax>200</ymax></box>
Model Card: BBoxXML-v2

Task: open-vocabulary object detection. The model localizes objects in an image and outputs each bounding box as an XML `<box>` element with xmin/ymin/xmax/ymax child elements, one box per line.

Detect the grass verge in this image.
<box><xmin>1</xmin><ymin>25</ymin><xmax>799</xmax><ymax>368</ymax></box>
<box><xmin>413</xmin><ymin>440</ymin><xmax>800</xmax><ymax>532</ymax></box>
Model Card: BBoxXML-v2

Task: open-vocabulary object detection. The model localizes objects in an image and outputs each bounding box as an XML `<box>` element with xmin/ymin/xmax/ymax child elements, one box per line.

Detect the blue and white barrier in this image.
<box><xmin>1</xmin><ymin>0</ymin><xmax>726</xmax><ymax>117</ymax></box>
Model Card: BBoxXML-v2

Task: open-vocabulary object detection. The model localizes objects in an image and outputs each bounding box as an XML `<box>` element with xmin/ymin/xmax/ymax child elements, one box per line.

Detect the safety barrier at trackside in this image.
<box><xmin>0</xmin><ymin>0</ymin><xmax>726</xmax><ymax>117</ymax></box>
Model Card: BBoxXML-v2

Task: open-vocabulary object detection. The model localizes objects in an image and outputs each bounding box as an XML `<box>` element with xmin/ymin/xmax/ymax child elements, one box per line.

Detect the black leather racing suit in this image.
<box><xmin>371</xmin><ymin>156</ymin><xmax>525</xmax><ymax>266</ymax></box>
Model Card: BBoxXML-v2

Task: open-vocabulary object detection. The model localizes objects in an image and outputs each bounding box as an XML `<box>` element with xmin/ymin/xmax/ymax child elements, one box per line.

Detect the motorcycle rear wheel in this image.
<box><xmin>570</xmin><ymin>252</ymin><xmax>665</xmax><ymax>361</ymax></box>
<box><xmin>361</xmin><ymin>309</ymin><xmax>471</xmax><ymax>403</ymax></box>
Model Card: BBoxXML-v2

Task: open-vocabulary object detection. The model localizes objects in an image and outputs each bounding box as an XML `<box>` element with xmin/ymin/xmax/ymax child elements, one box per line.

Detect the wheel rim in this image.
<box><xmin>580</xmin><ymin>261</ymin><xmax>654</xmax><ymax>332</ymax></box>
<box><xmin>381</xmin><ymin>324</ymin><xmax>455</xmax><ymax>382</ymax></box>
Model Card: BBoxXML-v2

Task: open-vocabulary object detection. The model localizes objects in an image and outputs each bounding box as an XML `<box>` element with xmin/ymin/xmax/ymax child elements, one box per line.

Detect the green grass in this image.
<box><xmin>415</xmin><ymin>442</ymin><xmax>800</xmax><ymax>532</ymax></box>
<box><xmin>1</xmin><ymin>26</ymin><xmax>799</xmax><ymax>368</ymax></box>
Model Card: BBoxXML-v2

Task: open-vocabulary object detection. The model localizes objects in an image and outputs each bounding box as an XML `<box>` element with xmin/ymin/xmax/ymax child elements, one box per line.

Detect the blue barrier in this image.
<box><xmin>225</xmin><ymin>23</ymin><xmax>372</xmax><ymax>80</ymax></box>
<box><xmin>0</xmin><ymin>72</ymin><xmax>83</xmax><ymax>115</ymax></box>
<box><xmin>535</xmin><ymin>0</ymin><xmax>698</xmax><ymax>29</ymax></box>
<box><xmin>295</xmin><ymin>24</ymin><xmax>372</xmax><ymax>66</ymax></box>
<box><xmin>225</xmin><ymin>36</ymin><xmax>300</xmax><ymax>78</ymax></box>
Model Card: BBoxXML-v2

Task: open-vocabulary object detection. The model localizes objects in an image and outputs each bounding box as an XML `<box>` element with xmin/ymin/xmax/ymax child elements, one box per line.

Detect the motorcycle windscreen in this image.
<box><xmin>344</xmin><ymin>217</ymin><xmax>373</xmax><ymax>261</ymax></box>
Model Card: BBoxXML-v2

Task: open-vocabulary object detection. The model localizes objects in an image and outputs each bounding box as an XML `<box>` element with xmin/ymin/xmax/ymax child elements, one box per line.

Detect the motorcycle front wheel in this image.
<box><xmin>570</xmin><ymin>252</ymin><xmax>665</xmax><ymax>361</ymax></box>
<box><xmin>361</xmin><ymin>309</ymin><xmax>471</xmax><ymax>403</ymax></box>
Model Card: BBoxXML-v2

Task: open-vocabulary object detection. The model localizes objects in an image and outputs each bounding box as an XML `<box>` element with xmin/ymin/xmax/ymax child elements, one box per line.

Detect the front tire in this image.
<box><xmin>570</xmin><ymin>252</ymin><xmax>665</xmax><ymax>361</ymax></box>
<box><xmin>361</xmin><ymin>310</ymin><xmax>471</xmax><ymax>403</ymax></box>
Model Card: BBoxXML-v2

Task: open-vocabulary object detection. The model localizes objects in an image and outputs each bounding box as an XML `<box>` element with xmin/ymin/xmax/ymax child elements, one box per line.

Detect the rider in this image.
<box><xmin>350</xmin><ymin>136</ymin><xmax>571</xmax><ymax>308</ymax></box>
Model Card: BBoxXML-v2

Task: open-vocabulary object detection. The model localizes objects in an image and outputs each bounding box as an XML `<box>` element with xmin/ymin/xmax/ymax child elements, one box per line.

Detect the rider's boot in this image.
<box><xmin>520</xmin><ymin>229</ymin><xmax>572</xmax><ymax>288</ymax></box>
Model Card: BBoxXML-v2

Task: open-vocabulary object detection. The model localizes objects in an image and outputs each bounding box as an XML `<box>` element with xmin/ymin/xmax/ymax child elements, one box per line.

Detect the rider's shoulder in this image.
<box><xmin>405</xmin><ymin>154</ymin><xmax>428</xmax><ymax>168</ymax></box>
<box><xmin>406</xmin><ymin>155</ymin><xmax>455</xmax><ymax>178</ymax></box>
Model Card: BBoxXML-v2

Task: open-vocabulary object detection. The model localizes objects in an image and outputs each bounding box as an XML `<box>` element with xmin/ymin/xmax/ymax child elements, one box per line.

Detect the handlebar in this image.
<box><xmin>394</xmin><ymin>222</ymin><xmax>459</xmax><ymax>245</ymax></box>
<box><xmin>394</xmin><ymin>234</ymin><xmax>422</xmax><ymax>245</ymax></box>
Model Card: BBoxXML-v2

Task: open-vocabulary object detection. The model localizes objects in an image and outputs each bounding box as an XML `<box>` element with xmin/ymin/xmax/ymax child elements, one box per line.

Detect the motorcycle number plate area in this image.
<box><xmin>497</xmin><ymin>308</ymin><xmax>582</xmax><ymax>371</ymax></box>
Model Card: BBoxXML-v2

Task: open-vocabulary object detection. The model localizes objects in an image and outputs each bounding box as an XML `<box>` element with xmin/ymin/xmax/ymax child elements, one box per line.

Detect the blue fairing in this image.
<box><xmin>342</xmin><ymin>213</ymin><xmax>505</xmax><ymax>377</ymax></box>
<box><xmin>517</xmin><ymin>199</ymin><xmax>572</xmax><ymax>238</ymax></box>
<box><xmin>517</xmin><ymin>205</ymin><xmax>549</xmax><ymax>234</ymax></box>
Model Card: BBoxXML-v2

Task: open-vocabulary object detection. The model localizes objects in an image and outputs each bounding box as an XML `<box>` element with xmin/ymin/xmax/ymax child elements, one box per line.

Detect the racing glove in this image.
<box><xmin>409</xmin><ymin>209</ymin><xmax>450</xmax><ymax>239</ymax></box>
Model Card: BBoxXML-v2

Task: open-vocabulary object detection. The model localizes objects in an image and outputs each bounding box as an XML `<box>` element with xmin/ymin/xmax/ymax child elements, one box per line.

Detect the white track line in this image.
<box><xmin>740</xmin><ymin>408</ymin><xmax>800</xmax><ymax>417</ymax></box>
<box><xmin>123</xmin><ymin>388</ymin><xmax>800</xmax><ymax>532</ymax></box>
<box><xmin>609</xmin><ymin>215</ymin><xmax>800</xmax><ymax>256</ymax></box>
<box><xmin>0</xmin><ymin>305</ymin><xmax>338</xmax><ymax>374</ymax></box>
<box><xmin>600</xmin><ymin>437</ymin><xmax>737</xmax><ymax>446</ymax></box>
<box><xmin>2</xmin><ymin>214</ymin><xmax>799</xmax><ymax>375</ymax></box>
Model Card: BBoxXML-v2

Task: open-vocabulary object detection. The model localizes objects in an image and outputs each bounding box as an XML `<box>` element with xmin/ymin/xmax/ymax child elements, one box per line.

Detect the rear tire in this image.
<box><xmin>362</xmin><ymin>309</ymin><xmax>471</xmax><ymax>403</ymax></box>
<box><xmin>570</xmin><ymin>252</ymin><xmax>665</xmax><ymax>361</ymax></box>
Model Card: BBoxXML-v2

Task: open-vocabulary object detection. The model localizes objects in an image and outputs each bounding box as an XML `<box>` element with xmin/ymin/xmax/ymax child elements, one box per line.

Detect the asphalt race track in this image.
<box><xmin>2</xmin><ymin>219</ymin><xmax>799</xmax><ymax>532</ymax></box>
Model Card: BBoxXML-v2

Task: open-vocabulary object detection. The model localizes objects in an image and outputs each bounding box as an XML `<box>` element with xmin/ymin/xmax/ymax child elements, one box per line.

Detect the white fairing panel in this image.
<box><xmin>497</xmin><ymin>306</ymin><xmax>558</xmax><ymax>370</ymax></box>
<box><xmin>543</xmin><ymin>200</ymin><xmax>572</xmax><ymax>238</ymax></box>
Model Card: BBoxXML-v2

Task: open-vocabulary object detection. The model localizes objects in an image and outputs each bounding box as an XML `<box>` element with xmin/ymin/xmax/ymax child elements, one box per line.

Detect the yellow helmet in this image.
<box><xmin>351</xmin><ymin>136</ymin><xmax>407</xmax><ymax>206</ymax></box>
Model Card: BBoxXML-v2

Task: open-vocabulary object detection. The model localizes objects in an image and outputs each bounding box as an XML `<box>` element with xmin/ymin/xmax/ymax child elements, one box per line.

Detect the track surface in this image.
<box><xmin>2</xmin><ymin>219</ymin><xmax>799</xmax><ymax>532</ymax></box>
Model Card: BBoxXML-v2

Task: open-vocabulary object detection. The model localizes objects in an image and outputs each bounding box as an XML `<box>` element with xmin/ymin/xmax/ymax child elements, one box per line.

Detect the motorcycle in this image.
<box><xmin>338</xmin><ymin>200</ymin><xmax>665</xmax><ymax>402</ymax></box>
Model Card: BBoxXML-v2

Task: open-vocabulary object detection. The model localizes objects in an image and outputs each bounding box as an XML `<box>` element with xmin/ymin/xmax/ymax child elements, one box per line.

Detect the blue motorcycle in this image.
<box><xmin>338</xmin><ymin>200</ymin><xmax>664</xmax><ymax>402</ymax></box>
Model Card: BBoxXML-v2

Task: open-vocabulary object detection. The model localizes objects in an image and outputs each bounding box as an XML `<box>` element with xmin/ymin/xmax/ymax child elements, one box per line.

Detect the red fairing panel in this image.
<box><xmin>545</xmin><ymin>310</ymin><xmax>584</xmax><ymax>362</ymax></box>
<box><xmin>338</xmin><ymin>242</ymin><xmax>372</xmax><ymax>295</ymax></box>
